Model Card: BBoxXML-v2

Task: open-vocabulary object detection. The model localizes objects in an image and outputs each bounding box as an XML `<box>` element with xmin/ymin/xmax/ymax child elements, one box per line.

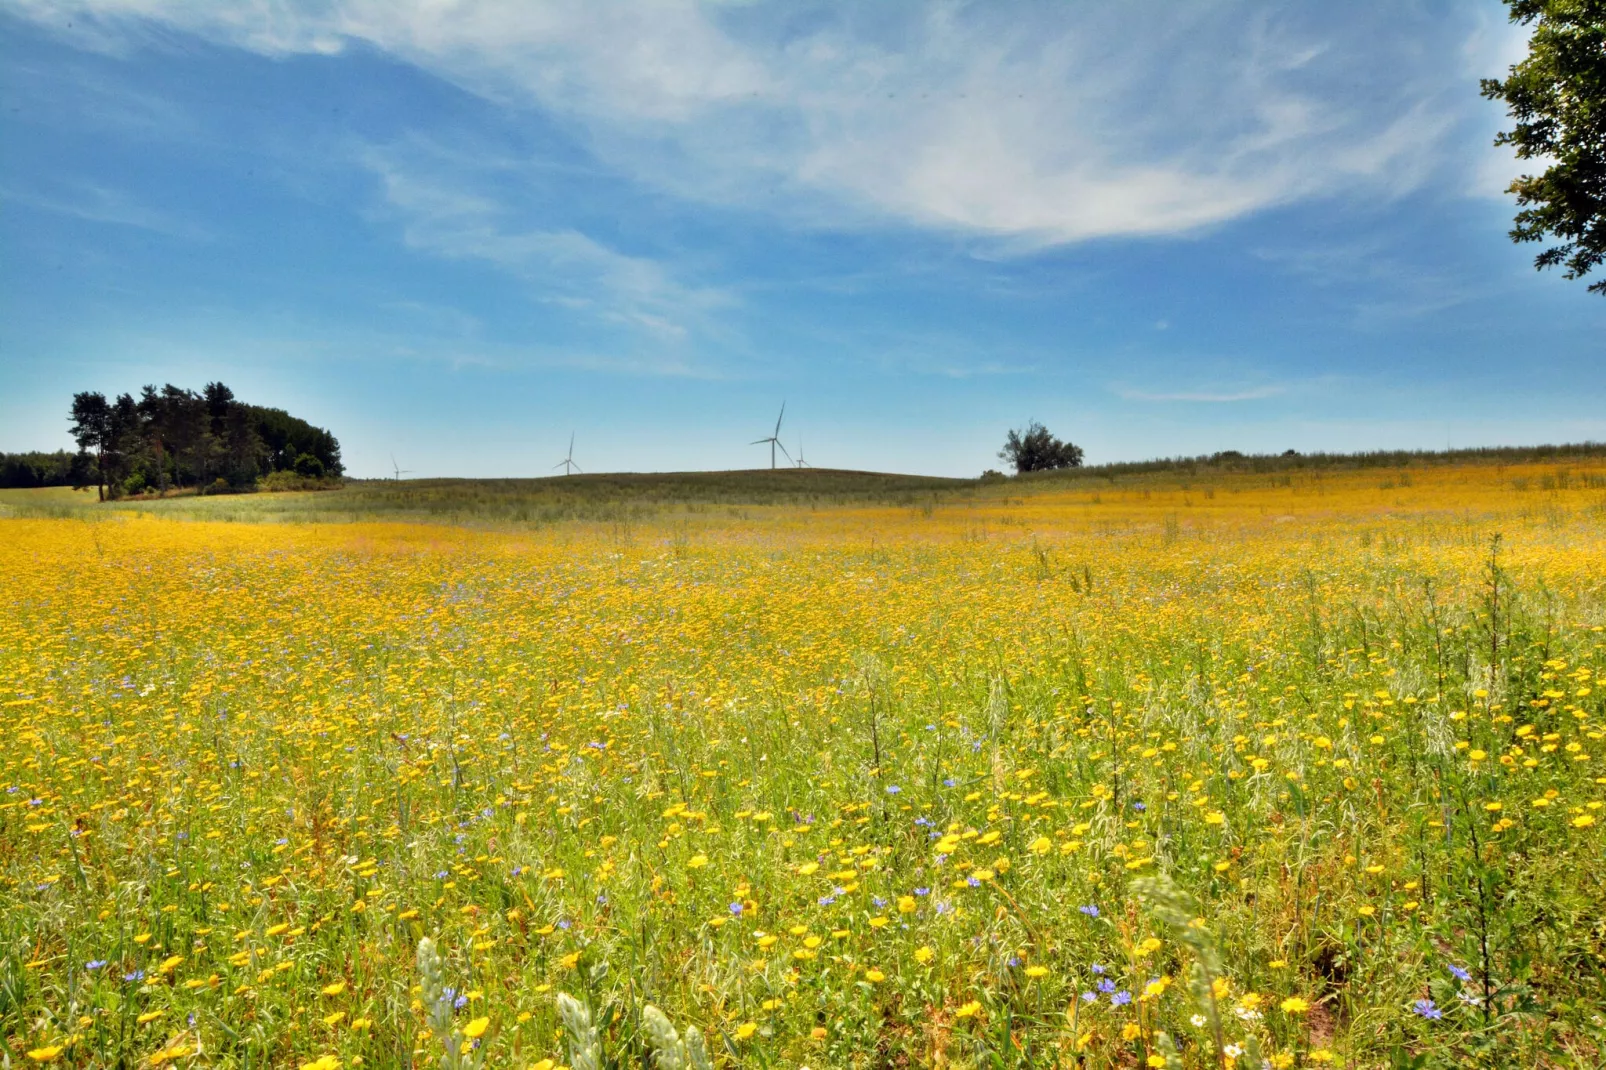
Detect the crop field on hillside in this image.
<box><xmin>2</xmin><ymin>462</ymin><xmax>1605</xmax><ymax>1069</ymax></box>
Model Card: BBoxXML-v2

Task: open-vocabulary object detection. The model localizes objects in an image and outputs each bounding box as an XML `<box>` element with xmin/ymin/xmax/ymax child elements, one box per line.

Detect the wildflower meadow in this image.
<box><xmin>2</xmin><ymin>462</ymin><xmax>1603</xmax><ymax>1068</ymax></box>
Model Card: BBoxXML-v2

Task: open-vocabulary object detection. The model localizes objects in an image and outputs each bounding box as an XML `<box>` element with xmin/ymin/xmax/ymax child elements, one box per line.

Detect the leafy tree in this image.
<box><xmin>68</xmin><ymin>392</ymin><xmax>117</xmax><ymax>501</ymax></box>
<box><xmin>1481</xmin><ymin>1</ymin><xmax>1606</xmax><ymax>294</ymax></box>
<box><xmin>249</xmin><ymin>405</ymin><xmax>344</xmax><ymax>477</ymax></box>
<box><xmin>999</xmin><ymin>421</ymin><xmax>1084</xmax><ymax>473</ymax></box>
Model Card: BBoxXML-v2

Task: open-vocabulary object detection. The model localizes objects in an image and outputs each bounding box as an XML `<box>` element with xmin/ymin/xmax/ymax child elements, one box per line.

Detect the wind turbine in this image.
<box><xmin>390</xmin><ymin>454</ymin><xmax>414</xmax><ymax>481</ymax></box>
<box><xmin>794</xmin><ymin>435</ymin><xmax>810</xmax><ymax>468</ymax></box>
<box><xmin>553</xmin><ymin>433</ymin><xmax>582</xmax><ymax>476</ymax></box>
<box><xmin>750</xmin><ymin>403</ymin><xmax>793</xmax><ymax>469</ymax></box>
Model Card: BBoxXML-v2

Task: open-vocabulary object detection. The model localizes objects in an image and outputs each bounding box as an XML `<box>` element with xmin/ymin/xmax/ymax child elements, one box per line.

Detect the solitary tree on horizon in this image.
<box><xmin>999</xmin><ymin>421</ymin><xmax>1084</xmax><ymax>473</ymax></box>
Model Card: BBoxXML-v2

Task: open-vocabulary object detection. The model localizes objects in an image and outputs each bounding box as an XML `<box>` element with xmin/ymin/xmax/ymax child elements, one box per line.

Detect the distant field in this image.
<box><xmin>3</xmin><ymin>448</ymin><xmax>1604</xmax><ymax>527</ymax></box>
<box><xmin>0</xmin><ymin>486</ymin><xmax>100</xmax><ymax>508</ymax></box>
<box><xmin>0</xmin><ymin>469</ymin><xmax>972</xmax><ymax>526</ymax></box>
<box><xmin>2</xmin><ymin>458</ymin><xmax>1604</xmax><ymax>1068</ymax></box>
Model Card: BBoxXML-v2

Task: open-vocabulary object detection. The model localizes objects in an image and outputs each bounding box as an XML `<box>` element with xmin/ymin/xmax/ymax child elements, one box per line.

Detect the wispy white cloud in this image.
<box><xmin>1458</xmin><ymin>7</ymin><xmax>1544</xmax><ymax>201</ymax></box>
<box><xmin>2</xmin><ymin>180</ymin><xmax>212</xmax><ymax>239</ymax></box>
<box><xmin>1252</xmin><ymin>236</ymin><xmax>1482</xmax><ymax>324</ymax></box>
<box><xmin>7</xmin><ymin>0</ymin><xmax>1505</xmax><ymax>245</ymax></box>
<box><xmin>361</xmin><ymin>142</ymin><xmax>734</xmax><ymax>341</ymax></box>
<box><xmin>1115</xmin><ymin>384</ymin><xmax>1288</xmax><ymax>404</ymax></box>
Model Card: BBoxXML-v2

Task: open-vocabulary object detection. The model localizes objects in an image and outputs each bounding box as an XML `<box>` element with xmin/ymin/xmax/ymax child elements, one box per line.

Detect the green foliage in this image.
<box><xmin>257</xmin><ymin>470</ymin><xmax>343</xmax><ymax>493</ymax></box>
<box><xmin>557</xmin><ymin>992</ymin><xmax>603</xmax><ymax>1070</ymax></box>
<box><xmin>1481</xmin><ymin>0</ymin><xmax>1606</xmax><ymax>293</ymax></box>
<box><xmin>249</xmin><ymin>404</ymin><xmax>344</xmax><ymax>477</ymax></box>
<box><xmin>999</xmin><ymin>421</ymin><xmax>1084</xmax><ymax>473</ymax></box>
<box><xmin>293</xmin><ymin>453</ymin><xmax>327</xmax><ymax>478</ymax></box>
<box><xmin>0</xmin><ymin>451</ymin><xmax>91</xmax><ymax>490</ymax></box>
<box><xmin>640</xmin><ymin>1003</ymin><xmax>715</xmax><ymax>1070</ymax></box>
<box><xmin>61</xmin><ymin>382</ymin><xmax>343</xmax><ymax>498</ymax></box>
<box><xmin>417</xmin><ymin>937</ymin><xmax>485</xmax><ymax>1070</ymax></box>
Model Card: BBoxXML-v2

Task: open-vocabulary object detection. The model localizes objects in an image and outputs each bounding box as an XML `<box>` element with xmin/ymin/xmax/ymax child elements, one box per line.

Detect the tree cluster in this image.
<box><xmin>67</xmin><ymin>382</ymin><xmax>343</xmax><ymax>501</ymax></box>
<box><xmin>0</xmin><ymin>450</ymin><xmax>95</xmax><ymax>490</ymax></box>
<box><xmin>999</xmin><ymin>421</ymin><xmax>1084</xmax><ymax>474</ymax></box>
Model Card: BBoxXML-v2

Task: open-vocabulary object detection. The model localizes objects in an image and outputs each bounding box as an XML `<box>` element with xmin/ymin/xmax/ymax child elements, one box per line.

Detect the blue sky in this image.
<box><xmin>2</xmin><ymin>1</ymin><xmax>1602</xmax><ymax>478</ymax></box>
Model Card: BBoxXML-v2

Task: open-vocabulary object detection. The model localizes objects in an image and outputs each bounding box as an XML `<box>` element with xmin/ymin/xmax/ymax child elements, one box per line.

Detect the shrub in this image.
<box><xmin>259</xmin><ymin>470</ymin><xmax>342</xmax><ymax>493</ymax></box>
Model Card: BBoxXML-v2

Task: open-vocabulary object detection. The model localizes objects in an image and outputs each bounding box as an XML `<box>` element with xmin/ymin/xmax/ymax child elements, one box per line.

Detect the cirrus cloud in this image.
<box><xmin>6</xmin><ymin>0</ymin><xmax>1510</xmax><ymax>245</ymax></box>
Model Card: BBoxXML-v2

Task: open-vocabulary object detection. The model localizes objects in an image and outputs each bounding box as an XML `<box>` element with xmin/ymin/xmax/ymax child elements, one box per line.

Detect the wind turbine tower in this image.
<box><xmin>750</xmin><ymin>403</ymin><xmax>793</xmax><ymax>469</ymax></box>
<box><xmin>554</xmin><ymin>433</ymin><xmax>582</xmax><ymax>476</ymax></box>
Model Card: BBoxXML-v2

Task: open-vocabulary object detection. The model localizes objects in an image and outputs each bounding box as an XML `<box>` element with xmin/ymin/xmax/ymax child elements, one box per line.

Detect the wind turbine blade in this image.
<box><xmin>776</xmin><ymin>441</ymin><xmax>794</xmax><ymax>464</ymax></box>
<box><xmin>553</xmin><ymin>460</ymin><xmax>566</xmax><ymax>469</ymax></box>
<box><xmin>751</xmin><ymin>438</ymin><xmax>771</xmax><ymax>445</ymax></box>
<box><xmin>774</xmin><ymin>402</ymin><xmax>785</xmax><ymax>436</ymax></box>
<box><xmin>572</xmin><ymin>463</ymin><xmax>582</xmax><ymax>473</ymax></box>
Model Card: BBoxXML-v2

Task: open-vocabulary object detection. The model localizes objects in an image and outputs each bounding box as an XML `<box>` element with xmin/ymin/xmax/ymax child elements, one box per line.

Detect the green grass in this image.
<box><xmin>0</xmin><ymin>469</ymin><xmax>972</xmax><ymax>526</ymax></box>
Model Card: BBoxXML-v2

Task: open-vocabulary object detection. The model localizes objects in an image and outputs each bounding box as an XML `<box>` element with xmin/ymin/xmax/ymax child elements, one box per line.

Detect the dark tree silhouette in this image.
<box><xmin>999</xmin><ymin>421</ymin><xmax>1084</xmax><ymax>473</ymax></box>
<box><xmin>1481</xmin><ymin>0</ymin><xmax>1606</xmax><ymax>294</ymax></box>
<box><xmin>66</xmin><ymin>382</ymin><xmax>341</xmax><ymax>496</ymax></box>
<box><xmin>68</xmin><ymin>392</ymin><xmax>119</xmax><ymax>501</ymax></box>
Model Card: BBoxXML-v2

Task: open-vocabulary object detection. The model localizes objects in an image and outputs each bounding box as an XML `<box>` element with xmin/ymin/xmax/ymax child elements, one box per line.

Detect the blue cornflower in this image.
<box><xmin>1111</xmin><ymin>990</ymin><xmax>1132</xmax><ymax>1006</ymax></box>
<box><xmin>1091</xmin><ymin>964</ymin><xmax>1106</xmax><ymax>975</ymax></box>
<box><xmin>943</xmin><ymin>778</ymin><xmax>957</xmax><ymax>787</ymax></box>
<box><xmin>818</xmin><ymin>894</ymin><xmax>837</xmax><ymax>906</ymax></box>
<box><xmin>1081</xmin><ymin>991</ymin><xmax>1098</xmax><ymax>1003</ymax></box>
<box><xmin>123</xmin><ymin>970</ymin><xmax>145</xmax><ymax>983</ymax></box>
<box><xmin>1448</xmin><ymin>965</ymin><xmax>1470</xmax><ymax>982</ymax></box>
<box><xmin>885</xmin><ymin>785</ymin><xmax>901</xmax><ymax>794</ymax></box>
<box><xmin>1132</xmin><ymin>801</ymin><xmax>1146</xmax><ymax>811</ymax></box>
<box><xmin>1097</xmin><ymin>979</ymin><xmax>1116</xmax><ymax>994</ymax></box>
<box><xmin>1079</xmin><ymin>904</ymin><xmax>1100</xmax><ymax>918</ymax></box>
<box><xmin>557</xmin><ymin>919</ymin><xmax>571</xmax><ymax>930</ymax></box>
<box><xmin>729</xmin><ymin>902</ymin><xmax>744</xmax><ymax>915</ymax></box>
<box><xmin>914</xmin><ymin>887</ymin><xmax>931</xmax><ymax>896</ymax></box>
<box><xmin>872</xmin><ymin>896</ymin><xmax>888</xmax><ymax>909</ymax></box>
<box><xmin>85</xmin><ymin>960</ymin><xmax>107</xmax><ymax>971</ymax></box>
<box><xmin>967</xmin><ymin>876</ymin><xmax>981</xmax><ymax>888</ymax></box>
<box><xmin>1412</xmin><ymin>999</ymin><xmax>1442</xmax><ymax>1020</ymax></box>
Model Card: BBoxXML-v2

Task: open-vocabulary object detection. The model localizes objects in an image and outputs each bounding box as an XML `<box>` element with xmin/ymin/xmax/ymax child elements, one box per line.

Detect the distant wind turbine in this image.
<box><xmin>554</xmin><ymin>433</ymin><xmax>582</xmax><ymax>476</ymax></box>
<box><xmin>390</xmin><ymin>454</ymin><xmax>414</xmax><ymax>481</ymax></box>
<box><xmin>794</xmin><ymin>435</ymin><xmax>810</xmax><ymax>468</ymax></box>
<box><xmin>750</xmin><ymin>403</ymin><xmax>793</xmax><ymax>469</ymax></box>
